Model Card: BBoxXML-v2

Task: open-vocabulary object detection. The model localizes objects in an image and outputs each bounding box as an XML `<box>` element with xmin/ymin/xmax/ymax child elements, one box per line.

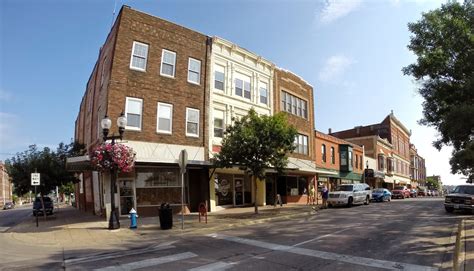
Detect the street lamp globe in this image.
<box><xmin>101</xmin><ymin>116</ymin><xmax>112</xmax><ymax>130</ymax></box>
<box><xmin>117</xmin><ymin>112</ymin><xmax>127</xmax><ymax>129</ymax></box>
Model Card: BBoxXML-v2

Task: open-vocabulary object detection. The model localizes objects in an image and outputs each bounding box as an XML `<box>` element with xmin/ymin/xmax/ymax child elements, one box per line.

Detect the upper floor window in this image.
<box><xmin>355</xmin><ymin>154</ymin><xmax>359</xmax><ymax>169</ymax></box>
<box><xmin>280</xmin><ymin>90</ymin><xmax>307</xmax><ymax>119</ymax></box>
<box><xmin>234</xmin><ymin>75</ymin><xmax>251</xmax><ymax>100</ymax></box>
<box><xmin>130</xmin><ymin>41</ymin><xmax>148</xmax><ymax>71</ymax></box>
<box><xmin>214</xmin><ymin>65</ymin><xmax>225</xmax><ymax>90</ymax></box>
<box><xmin>157</xmin><ymin>102</ymin><xmax>173</xmax><ymax>134</ymax></box>
<box><xmin>213</xmin><ymin>109</ymin><xmax>225</xmax><ymax>138</ymax></box>
<box><xmin>295</xmin><ymin>134</ymin><xmax>308</xmax><ymax>155</ymax></box>
<box><xmin>186</xmin><ymin>108</ymin><xmax>200</xmax><ymax>137</ymax></box>
<box><xmin>349</xmin><ymin>151</ymin><xmax>353</xmax><ymax>167</ymax></box>
<box><xmin>259</xmin><ymin>82</ymin><xmax>268</xmax><ymax>105</ymax></box>
<box><xmin>378</xmin><ymin>154</ymin><xmax>385</xmax><ymax>170</ymax></box>
<box><xmin>125</xmin><ymin>97</ymin><xmax>143</xmax><ymax>131</ymax></box>
<box><xmin>330</xmin><ymin>147</ymin><xmax>335</xmax><ymax>164</ymax></box>
<box><xmin>188</xmin><ymin>58</ymin><xmax>201</xmax><ymax>85</ymax></box>
<box><xmin>160</xmin><ymin>49</ymin><xmax>176</xmax><ymax>78</ymax></box>
<box><xmin>321</xmin><ymin>144</ymin><xmax>326</xmax><ymax>162</ymax></box>
<box><xmin>360</xmin><ymin>156</ymin><xmax>363</xmax><ymax>169</ymax></box>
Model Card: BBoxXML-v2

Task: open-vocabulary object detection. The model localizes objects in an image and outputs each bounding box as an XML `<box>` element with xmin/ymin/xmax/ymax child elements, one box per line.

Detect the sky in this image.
<box><xmin>0</xmin><ymin>0</ymin><xmax>467</xmax><ymax>185</ymax></box>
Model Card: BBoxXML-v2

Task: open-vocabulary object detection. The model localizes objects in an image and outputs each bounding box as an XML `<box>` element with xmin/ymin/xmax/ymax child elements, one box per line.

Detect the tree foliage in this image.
<box><xmin>213</xmin><ymin>109</ymin><xmax>297</xmax><ymax>213</ymax></box>
<box><xmin>5</xmin><ymin>141</ymin><xmax>85</xmax><ymax>196</ymax></box>
<box><xmin>403</xmin><ymin>1</ymin><xmax>474</xmax><ymax>179</ymax></box>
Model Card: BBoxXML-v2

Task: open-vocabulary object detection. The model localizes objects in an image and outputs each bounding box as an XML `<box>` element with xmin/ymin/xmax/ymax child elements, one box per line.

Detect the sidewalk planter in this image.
<box><xmin>159</xmin><ymin>203</ymin><xmax>173</xmax><ymax>230</ymax></box>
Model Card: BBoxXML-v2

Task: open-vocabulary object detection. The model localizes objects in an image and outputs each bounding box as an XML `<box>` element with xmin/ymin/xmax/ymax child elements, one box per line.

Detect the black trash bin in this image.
<box><xmin>159</xmin><ymin>203</ymin><xmax>173</xmax><ymax>230</ymax></box>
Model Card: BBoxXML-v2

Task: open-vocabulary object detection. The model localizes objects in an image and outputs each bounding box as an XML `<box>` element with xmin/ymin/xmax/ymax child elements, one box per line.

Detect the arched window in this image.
<box><xmin>321</xmin><ymin>144</ymin><xmax>327</xmax><ymax>163</ymax></box>
<box><xmin>330</xmin><ymin>147</ymin><xmax>335</xmax><ymax>164</ymax></box>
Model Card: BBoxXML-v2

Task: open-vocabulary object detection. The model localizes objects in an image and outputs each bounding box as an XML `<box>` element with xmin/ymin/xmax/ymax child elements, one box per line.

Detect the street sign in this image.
<box><xmin>31</xmin><ymin>173</ymin><xmax>40</xmax><ymax>186</ymax></box>
<box><xmin>178</xmin><ymin>149</ymin><xmax>188</xmax><ymax>174</ymax></box>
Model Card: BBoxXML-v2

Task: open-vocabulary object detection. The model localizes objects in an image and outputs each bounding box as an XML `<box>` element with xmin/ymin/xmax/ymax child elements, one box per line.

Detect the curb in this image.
<box><xmin>454</xmin><ymin>219</ymin><xmax>466</xmax><ymax>271</ymax></box>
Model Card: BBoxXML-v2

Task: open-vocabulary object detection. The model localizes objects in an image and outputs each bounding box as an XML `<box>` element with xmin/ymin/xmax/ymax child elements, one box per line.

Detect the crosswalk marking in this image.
<box><xmin>93</xmin><ymin>252</ymin><xmax>198</xmax><ymax>271</ymax></box>
<box><xmin>65</xmin><ymin>241</ymin><xmax>176</xmax><ymax>265</ymax></box>
<box><xmin>188</xmin><ymin>261</ymin><xmax>233</xmax><ymax>271</ymax></box>
<box><xmin>208</xmin><ymin>233</ymin><xmax>438</xmax><ymax>271</ymax></box>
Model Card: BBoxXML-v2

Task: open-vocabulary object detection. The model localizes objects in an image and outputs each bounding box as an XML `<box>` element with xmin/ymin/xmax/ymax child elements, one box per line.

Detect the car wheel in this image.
<box><xmin>364</xmin><ymin>196</ymin><xmax>370</xmax><ymax>205</ymax></box>
<box><xmin>388</xmin><ymin>197</ymin><xmax>391</xmax><ymax>202</ymax></box>
<box><xmin>327</xmin><ymin>203</ymin><xmax>333</xmax><ymax>208</ymax></box>
<box><xmin>347</xmin><ymin>197</ymin><xmax>353</xmax><ymax>207</ymax></box>
<box><xmin>445</xmin><ymin>207</ymin><xmax>454</xmax><ymax>213</ymax></box>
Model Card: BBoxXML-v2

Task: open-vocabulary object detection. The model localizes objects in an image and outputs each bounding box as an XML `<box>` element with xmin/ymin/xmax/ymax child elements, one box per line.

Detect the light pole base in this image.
<box><xmin>108</xmin><ymin>209</ymin><xmax>120</xmax><ymax>230</ymax></box>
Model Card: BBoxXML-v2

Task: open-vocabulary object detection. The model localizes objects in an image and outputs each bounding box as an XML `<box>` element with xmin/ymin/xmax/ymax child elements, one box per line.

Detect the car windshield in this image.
<box><xmin>452</xmin><ymin>186</ymin><xmax>474</xmax><ymax>195</ymax></box>
<box><xmin>394</xmin><ymin>186</ymin><xmax>404</xmax><ymax>190</ymax></box>
<box><xmin>335</xmin><ymin>185</ymin><xmax>353</xmax><ymax>191</ymax></box>
<box><xmin>373</xmin><ymin>189</ymin><xmax>385</xmax><ymax>193</ymax></box>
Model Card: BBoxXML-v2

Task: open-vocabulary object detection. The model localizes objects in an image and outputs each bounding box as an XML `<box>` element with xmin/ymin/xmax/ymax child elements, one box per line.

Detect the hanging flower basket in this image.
<box><xmin>90</xmin><ymin>143</ymin><xmax>136</xmax><ymax>173</ymax></box>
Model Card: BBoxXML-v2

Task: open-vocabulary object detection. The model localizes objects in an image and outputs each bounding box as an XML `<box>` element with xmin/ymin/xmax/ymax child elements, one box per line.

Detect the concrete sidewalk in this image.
<box><xmin>458</xmin><ymin>218</ymin><xmax>474</xmax><ymax>271</ymax></box>
<box><xmin>3</xmin><ymin>204</ymin><xmax>319</xmax><ymax>250</ymax></box>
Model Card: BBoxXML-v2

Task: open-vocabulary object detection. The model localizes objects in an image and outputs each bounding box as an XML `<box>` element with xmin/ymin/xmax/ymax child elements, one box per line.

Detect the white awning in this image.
<box><xmin>122</xmin><ymin>140</ymin><xmax>206</xmax><ymax>164</ymax></box>
<box><xmin>285</xmin><ymin>157</ymin><xmax>329</xmax><ymax>175</ymax></box>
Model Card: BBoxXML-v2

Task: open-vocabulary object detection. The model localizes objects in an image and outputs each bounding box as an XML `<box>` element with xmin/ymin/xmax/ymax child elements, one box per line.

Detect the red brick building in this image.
<box><xmin>68</xmin><ymin>6</ymin><xmax>211</xmax><ymax>217</ymax></box>
<box><xmin>330</xmin><ymin>112</ymin><xmax>412</xmax><ymax>189</ymax></box>
<box><xmin>0</xmin><ymin>161</ymin><xmax>13</xmax><ymax>208</ymax></box>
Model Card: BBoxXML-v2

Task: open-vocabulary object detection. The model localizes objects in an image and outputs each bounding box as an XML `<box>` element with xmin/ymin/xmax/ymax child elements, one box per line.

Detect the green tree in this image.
<box><xmin>213</xmin><ymin>109</ymin><xmax>297</xmax><ymax>214</ymax></box>
<box><xmin>5</xmin><ymin>141</ymin><xmax>85</xmax><ymax>212</ymax></box>
<box><xmin>403</xmin><ymin>1</ymin><xmax>474</xmax><ymax>180</ymax></box>
<box><xmin>426</xmin><ymin>176</ymin><xmax>441</xmax><ymax>190</ymax></box>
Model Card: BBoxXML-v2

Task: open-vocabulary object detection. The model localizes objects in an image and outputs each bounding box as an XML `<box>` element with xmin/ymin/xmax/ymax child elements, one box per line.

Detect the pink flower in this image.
<box><xmin>89</xmin><ymin>143</ymin><xmax>136</xmax><ymax>172</ymax></box>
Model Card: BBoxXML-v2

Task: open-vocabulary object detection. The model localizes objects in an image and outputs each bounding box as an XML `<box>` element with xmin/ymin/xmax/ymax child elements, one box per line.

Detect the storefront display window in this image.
<box><xmin>215</xmin><ymin>174</ymin><xmax>234</xmax><ymax>205</ymax></box>
<box><xmin>136</xmin><ymin>168</ymin><xmax>182</xmax><ymax>206</ymax></box>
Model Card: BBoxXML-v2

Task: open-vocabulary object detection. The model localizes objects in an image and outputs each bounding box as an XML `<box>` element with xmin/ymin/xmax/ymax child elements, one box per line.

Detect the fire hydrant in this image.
<box><xmin>128</xmin><ymin>208</ymin><xmax>138</xmax><ymax>229</ymax></box>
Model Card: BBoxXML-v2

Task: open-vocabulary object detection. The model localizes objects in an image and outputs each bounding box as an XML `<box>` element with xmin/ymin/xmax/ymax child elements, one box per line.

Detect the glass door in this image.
<box><xmin>119</xmin><ymin>180</ymin><xmax>135</xmax><ymax>216</ymax></box>
<box><xmin>235</xmin><ymin>178</ymin><xmax>244</xmax><ymax>206</ymax></box>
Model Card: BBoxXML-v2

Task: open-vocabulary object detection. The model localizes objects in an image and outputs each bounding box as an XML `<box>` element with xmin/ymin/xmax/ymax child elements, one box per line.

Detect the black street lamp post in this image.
<box><xmin>101</xmin><ymin>112</ymin><xmax>127</xmax><ymax>230</ymax></box>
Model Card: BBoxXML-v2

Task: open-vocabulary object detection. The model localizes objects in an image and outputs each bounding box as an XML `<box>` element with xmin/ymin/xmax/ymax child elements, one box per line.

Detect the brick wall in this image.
<box><xmin>273</xmin><ymin>69</ymin><xmax>314</xmax><ymax>160</ymax></box>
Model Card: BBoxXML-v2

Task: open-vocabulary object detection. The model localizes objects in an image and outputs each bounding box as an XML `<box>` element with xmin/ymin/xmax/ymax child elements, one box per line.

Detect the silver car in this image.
<box><xmin>327</xmin><ymin>183</ymin><xmax>372</xmax><ymax>207</ymax></box>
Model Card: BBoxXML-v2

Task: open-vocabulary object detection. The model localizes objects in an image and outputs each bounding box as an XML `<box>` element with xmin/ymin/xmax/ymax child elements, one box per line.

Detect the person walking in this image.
<box><xmin>310</xmin><ymin>185</ymin><xmax>316</xmax><ymax>205</ymax></box>
<box><xmin>321</xmin><ymin>186</ymin><xmax>329</xmax><ymax>209</ymax></box>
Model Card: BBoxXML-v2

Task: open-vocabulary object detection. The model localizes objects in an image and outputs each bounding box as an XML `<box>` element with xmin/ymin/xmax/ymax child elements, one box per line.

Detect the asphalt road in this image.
<box><xmin>3</xmin><ymin>198</ymin><xmax>471</xmax><ymax>271</ymax></box>
<box><xmin>0</xmin><ymin>205</ymin><xmax>32</xmax><ymax>232</ymax></box>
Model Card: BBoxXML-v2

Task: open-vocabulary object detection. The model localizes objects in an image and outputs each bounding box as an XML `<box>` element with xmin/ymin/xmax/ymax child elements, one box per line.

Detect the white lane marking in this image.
<box><xmin>65</xmin><ymin>241</ymin><xmax>176</xmax><ymax>265</ymax></box>
<box><xmin>0</xmin><ymin>227</ymin><xmax>10</xmax><ymax>232</ymax></box>
<box><xmin>93</xmin><ymin>252</ymin><xmax>198</xmax><ymax>271</ymax></box>
<box><xmin>292</xmin><ymin>227</ymin><xmax>353</xmax><ymax>247</ymax></box>
<box><xmin>208</xmin><ymin>233</ymin><xmax>438</xmax><ymax>271</ymax></box>
<box><xmin>187</xmin><ymin>261</ymin><xmax>233</xmax><ymax>271</ymax></box>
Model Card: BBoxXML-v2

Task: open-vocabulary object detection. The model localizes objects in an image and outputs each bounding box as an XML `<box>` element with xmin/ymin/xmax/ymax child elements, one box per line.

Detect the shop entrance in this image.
<box><xmin>235</xmin><ymin>177</ymin><xmax>251</xmax><ymax>206</ymax></box>
<box><xmin>118</xmin><ymin>179</ymin><xmax>135</xmax><ymax>216</ymax></box>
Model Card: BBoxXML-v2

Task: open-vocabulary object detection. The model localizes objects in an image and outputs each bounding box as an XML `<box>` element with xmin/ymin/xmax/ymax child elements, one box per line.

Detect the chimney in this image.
<box><xmin>328</xmin><ymin>128</ymin><xmax>332</xmax><ymax>134</ymax></box>
<box><xmin>391</xmin><ymin>110</ymin><xmax>394</xmax><ymax>115</ymax></box>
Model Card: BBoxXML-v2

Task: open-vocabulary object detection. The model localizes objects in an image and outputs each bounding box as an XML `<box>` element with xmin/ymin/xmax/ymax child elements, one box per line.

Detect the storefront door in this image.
<box><xmin>235</xmin><ymin>178</ymin><xmax>244</xmax><ymax>206</ymax></box>
<box><xmin>118</xmin><ymin>180</ymin><xmax>135</xmax><ymax>216</ymax></box>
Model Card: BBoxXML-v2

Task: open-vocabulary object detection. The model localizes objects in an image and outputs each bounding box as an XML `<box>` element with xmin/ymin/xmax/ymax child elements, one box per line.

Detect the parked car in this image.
<box><xmin>33</xmin><ymin>196</ymin><xmax>54</xmax><ymax>216</ymax></box>
<box><xmin>3</xmin><ymin>202</ymin><xmax>14</xmax><ymax>210</ymax></box>
<box><xmin>410</xmin><ymin>189</ymin><xmax>417</xmax><ymax>198</ymax></box>
<box><xmin>418</xmin><ymin>190</ymin><xmax>426</xmax><ymax>197</ymax></box>
<box><xmin>371</xmin><ymin>188</ymin><xmax>391</xmax><ymax>202</ymax></box>
<box><xmin>427</xmin><ymin>190</ymin><xmax>433</xmax><ymax>197</ymax></box>
<box><xmin>444</xmin><ymin>185</ymin><xmax>474</xmax><ymax>213</ymax></box>
<box><xmin>432</xmin><ymin>190</ymin><xmax>439</xmax><ymax>197</ymax></box>
<box><xmin>391</xmin><ymin>186</ymin><xmax>411</xmax><ymax>199</ymax></box>
<box><xmin>327</xmin><ymin>183</ymin><xmax>371</xmax><ymax>207</ymax></box>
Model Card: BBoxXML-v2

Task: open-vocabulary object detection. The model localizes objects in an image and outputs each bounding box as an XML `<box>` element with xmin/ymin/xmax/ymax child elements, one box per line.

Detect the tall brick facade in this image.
<box><xmin>0</xmin><ymin>162</ymin><xmax>13</xmax><ymax>208</ymax></box>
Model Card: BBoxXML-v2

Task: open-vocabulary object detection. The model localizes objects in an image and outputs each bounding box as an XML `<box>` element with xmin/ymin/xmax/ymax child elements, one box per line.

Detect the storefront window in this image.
<box><xmin>136</xmin><ymin>168</ymin><xmax>181</xmax><ymax>206</ymax></box>
<box><xmin>215</xmin><ymin>175</ymin><xmax>234</xmax><ymax>206</ymax></box>
<box><xmin>286</xmin><ymin>176</ymin><xmax>308</xmax><ymax>196</ymax></box>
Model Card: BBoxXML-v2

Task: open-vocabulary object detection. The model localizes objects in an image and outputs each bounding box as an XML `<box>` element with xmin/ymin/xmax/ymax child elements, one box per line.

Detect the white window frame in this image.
<box><xmin>259</xmin><ymin>82</ymin><xmax>268</xmax><ymax>105</ymax></box>
<box><xmin>214</xmin><ymin>65</ymin><xmax>225</xmax><ymax>91</ymax></box>
<box><xmin>160</xmin><ymin>49</ymin><xmax>176</xmax><ymax>78</ymax></box>
<box><xmin>186</xmin><ymin>108</ymin><xmax>200</xmax><ymax>137</ymax></box>
<box><xmin>157</xmin><ymin>102</ymin><xmax>173</xmax><ymax>134</ymax></box>
<box><xmin>213</xmin><ymin>109</ymin><xmax>225</xmax><ymax>138</ymax></box>
<box><xmin>187</xmin><ymin>58</ymin><xmax>201</xmax><ymax>85</ymax></box>
<box><xmin>129</xmin><ymin>41</ymin><xmax>148</xmax><ymax>72</ymax></box>
<box><xmin>125</xmin><ymin>97</ymin><xmax>143</xmax><ymax>131</ymax></box>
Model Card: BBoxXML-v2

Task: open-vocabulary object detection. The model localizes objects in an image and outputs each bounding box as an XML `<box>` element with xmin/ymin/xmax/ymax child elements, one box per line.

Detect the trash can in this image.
<box><xmin>159</xmin><ymin>203</ymin><xmax>173</xmax><ymax>230</ymax></box>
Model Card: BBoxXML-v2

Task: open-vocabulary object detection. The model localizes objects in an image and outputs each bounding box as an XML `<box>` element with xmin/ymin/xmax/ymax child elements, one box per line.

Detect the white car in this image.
<box><xmin>327</xmin><ymin>183</ymin><xmax>372</xmax><ymax>207</ymax></box>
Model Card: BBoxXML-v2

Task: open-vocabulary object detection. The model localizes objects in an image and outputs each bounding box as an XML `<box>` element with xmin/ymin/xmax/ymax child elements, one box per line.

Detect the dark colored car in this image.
<box><xmin>444</xmin><ymin>185</ymin><xmax>474</xmax><ymax>213</ymax></box>
<box><xmin>391</xmin><ymin>186</ymin><xmax>411</xmax><ymax>199</ymax></box>
<box><xmin>410</xmin><ymin>189</ymin><xmax>417</xmax><ymax>198</ymax></box>
<box><xmin>33</xmin><ymin>197</ymin><xmax>54</xmax><ymax>216</ymax></box>
<box><xmin>371</xmin><ymin>188</ymin><xmax>391</xmax><ymax>202</ymax></box>
<box><xmin>3</xmin><ymin>202</ymin><xmax>14</xmax><ymax>210</ymax></box>
<box><xmin>418</xmin><ymin>190</ymin><xmax>426</xmax><ymax>197</ymax></box>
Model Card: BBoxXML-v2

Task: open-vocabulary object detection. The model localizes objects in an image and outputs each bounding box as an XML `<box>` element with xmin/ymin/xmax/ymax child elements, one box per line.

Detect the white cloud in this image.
<box><xmin>319</xmin><ymin>0</ymin><xmax>362</xmax><ymax>24</ymax></box>
<box><xmin>318</xmin><ymin>55</ymin><xmax>355</xmax><ymax>82</ymax></box>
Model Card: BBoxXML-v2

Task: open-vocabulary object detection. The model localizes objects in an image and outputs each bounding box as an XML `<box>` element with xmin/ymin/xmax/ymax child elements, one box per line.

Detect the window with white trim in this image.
<box><xmin>234</xmin><ymin>74</ymin><xmax>251</xmax><ymax>100</ymax></box>
<box><xmin>160</xmin><ymin>49</ymin><xmax>176</xmax><ymax>77</ymax></box>
<box><xmin>130</xmin><ymin>41</ymin><xmax>148</xmax><ymax>71</ymax></box>
<box><xmin>259</xmin><ymin>82</ymin><xmax>268</xmax><ymax>104</ymax></box>
<box><xmin>186</xmin><ymin>108</ymin><xmax>200</xmax><ymax>137</ymax></box>
<box><xmin>125</xmin><ymin>97</ymin><xmax>143</xmax><ymax>130</ymax></box>
<box><xmin>214</xmin><ymin>65</ymin><xmax>225</xmax><ymax>90</ymax></box>
<box><xmin>295</xmin><ymin>134</ymin><xmax>308</xmax><ymax>155</ymax></box>
<box><xmin>188</xmin><ymin>58</ymin><xmax>201</xmax><ymax>84</ymax></box>
<box><xmin>213</xmin><ymin>109</ymin><xmax>225</xmax><ymax>138</ymax></box>
<box><xmin>157</xmin><ymin>102</ymin><xmax>173</xmax><ymax>134</ymax></box>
